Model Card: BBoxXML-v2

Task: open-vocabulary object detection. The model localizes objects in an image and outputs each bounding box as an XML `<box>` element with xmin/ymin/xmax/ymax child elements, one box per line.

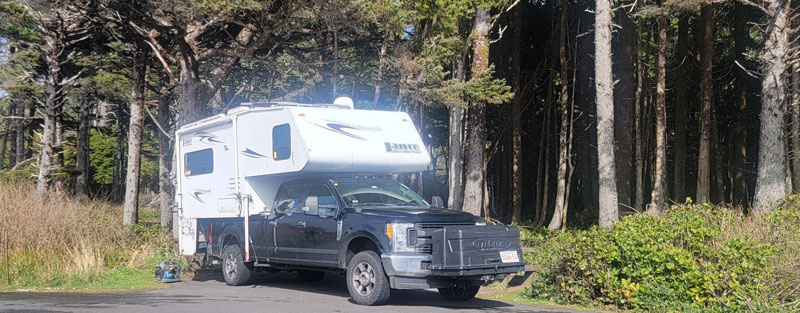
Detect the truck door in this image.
<box><xmin>248</xmin><ymin>213</ymin><xmax>270</xmax><ymax>262</ymax></box>
<box><xmin>295</xmin><ymin>184</ymin><xmax>340</xmax><ymax>267</ymax></box>
<box><xmin>267</xmin><ymin>183</ymin><xmax>311</xmax><ymax>264</ymax></box>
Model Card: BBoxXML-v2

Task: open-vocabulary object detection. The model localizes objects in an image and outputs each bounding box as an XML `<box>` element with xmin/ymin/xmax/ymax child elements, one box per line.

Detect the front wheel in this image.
<box><xmin>346</xmin><ymin>251</ymin><xmax>391</xmax><ymax>305</ymax></box>
<box><xmin>222</xmin><ymin>244</ymin><xmax>252</xmax><ymax>286</ymax></box>
<box><xmin>438</xmin><ymin>285</ymin><xmax>480</xmax><ymax>301</ymax></box>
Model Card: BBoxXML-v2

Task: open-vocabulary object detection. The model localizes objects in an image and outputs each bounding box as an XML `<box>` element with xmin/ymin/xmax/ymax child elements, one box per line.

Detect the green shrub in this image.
<box><xmin>524</xmin><ymin>204</ymin><xmax>800</xmax><ymax>312</ymax></box>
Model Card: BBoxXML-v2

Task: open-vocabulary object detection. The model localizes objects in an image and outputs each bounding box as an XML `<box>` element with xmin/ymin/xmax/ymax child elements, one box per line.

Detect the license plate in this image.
<box><xmin>499</xmin><ymin>250</ymin><xmax>519</xmax><ymax>263</ymax></box>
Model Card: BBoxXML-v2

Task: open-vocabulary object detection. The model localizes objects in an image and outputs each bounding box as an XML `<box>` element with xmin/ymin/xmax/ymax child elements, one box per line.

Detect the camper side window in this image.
<box><xmin>184</xmin><ymin>149</ymin><xmax>213</xmax><ymax>176</ymax></box>
<box><xmin>272</xmin><ymin>124</ymin><xmax>291</xmax><ymax>160</ymax></box>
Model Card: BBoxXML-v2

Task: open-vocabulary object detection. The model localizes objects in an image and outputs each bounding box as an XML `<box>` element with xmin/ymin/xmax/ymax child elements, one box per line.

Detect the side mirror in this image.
<box><xmin>302</xmin><ymin>195</ymin><xmax>319</xmax><ymax>216</ymax></box>
<box><xmin>431</xmin><ymin>196</ymin><xmax>444</xmax><ymax>208</ymax></box>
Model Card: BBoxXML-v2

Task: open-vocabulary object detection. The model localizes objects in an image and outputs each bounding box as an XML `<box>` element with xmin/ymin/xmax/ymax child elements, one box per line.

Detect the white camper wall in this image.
<box><xmin>177</xmin><ymin>121</ymin><xmax>239</xmax><ymax>218</ymax></box>
<box><xmin>235</xmin><ymin>108</ymin><xmax>309</xmax><ymax>178</ymax></box>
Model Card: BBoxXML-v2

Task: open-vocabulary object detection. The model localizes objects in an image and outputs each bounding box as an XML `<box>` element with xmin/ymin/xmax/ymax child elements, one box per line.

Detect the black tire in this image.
<box><xmin>438</xmin><ymin>285</ymin><xmax>480</xmax><ymax>301</ymax></box>
<box><xmin>297</xmin><ymin>270</ymin><xmax>325</xmax><ymax>282</ymax></box>
<box><xmin>346</xmin><ymin>251</ymin><xmax>391</xmax><ymax>305</ymax></box>
<box><xmin>222</xmin><ymin>244</ymin><xmax>252</xmax><ymax>286</ymax></box>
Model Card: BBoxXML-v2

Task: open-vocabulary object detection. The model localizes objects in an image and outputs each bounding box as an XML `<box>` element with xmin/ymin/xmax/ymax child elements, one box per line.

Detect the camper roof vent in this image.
<box><xmin>333</xmin><ymin>97</ymin><xmax>354</xmax><ymax>109</ymax></box>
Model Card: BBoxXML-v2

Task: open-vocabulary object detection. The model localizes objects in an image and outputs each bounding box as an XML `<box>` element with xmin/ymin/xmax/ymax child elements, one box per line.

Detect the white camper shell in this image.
<box><xmin>176</xmin><ymin>100</ymin><xmax>430</xmax><ymax>257</ymax></box>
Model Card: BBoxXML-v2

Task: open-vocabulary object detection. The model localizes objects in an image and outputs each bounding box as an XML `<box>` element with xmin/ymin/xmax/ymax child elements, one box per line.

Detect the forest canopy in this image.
<box><xmin>0</xmin><ymin>0</ymin><xmax>796</xmax><ymax>230</ymax></box>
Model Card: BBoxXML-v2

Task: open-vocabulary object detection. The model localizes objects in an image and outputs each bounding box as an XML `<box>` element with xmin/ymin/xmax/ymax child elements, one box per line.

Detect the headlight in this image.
<box><xmin>386</xmin><ymin>223</ymin><xmax>415</xmax><ymax>253</ymax></box>
<box><xmin>475</xmin><ymin>222</ymin><xmax>486</xmax><ymax>226</ymax></box>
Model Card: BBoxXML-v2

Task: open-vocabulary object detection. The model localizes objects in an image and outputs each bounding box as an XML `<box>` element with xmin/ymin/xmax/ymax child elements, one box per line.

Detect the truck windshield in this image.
<box><xmin>333</xmin><ymin>180</ymin><xmax>429</xmax><ymax>208</ymax></box>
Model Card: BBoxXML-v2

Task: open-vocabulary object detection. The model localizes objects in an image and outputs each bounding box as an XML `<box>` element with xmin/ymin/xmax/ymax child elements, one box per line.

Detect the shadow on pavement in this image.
<box><xmin>191</xmin><ymin>268</ymin><xmax>514</xmax><ymax>309</ymax></box>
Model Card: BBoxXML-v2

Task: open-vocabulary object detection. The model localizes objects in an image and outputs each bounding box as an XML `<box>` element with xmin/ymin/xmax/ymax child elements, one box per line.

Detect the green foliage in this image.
<box><xmin>0</xmin><ymin>1</ymin><xmax>41</xmax><ymax>42</ymax></box>
<box><xmin>435</xmin><ymin>64</ymin><xmax>513</xmax><ymax>108</ymax></box>
<box><xmin>89</xmin><ymin>128</ymin><xmax>117</xmax><ymax>185</ymax></box>
<box><xmin>0</xmin><ymin>164</ymin><xmax>37</xmax><ymax>184</ymax></box>
<box><xmin>524</xmin><ymin>205</ymin><xmax>800</xmax><ymax>312</ymax></box>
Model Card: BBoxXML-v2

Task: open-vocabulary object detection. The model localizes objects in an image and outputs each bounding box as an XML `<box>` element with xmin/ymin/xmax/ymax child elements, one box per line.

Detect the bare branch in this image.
<box><xmin>144</xmin><ymin>103</ymin><xmax>173</xmax><ymax>140</ymax></box>
<box><xmin>739</xmin><ymin>0</ymin><xmax>772</xmax><ymax>15</ymax></box>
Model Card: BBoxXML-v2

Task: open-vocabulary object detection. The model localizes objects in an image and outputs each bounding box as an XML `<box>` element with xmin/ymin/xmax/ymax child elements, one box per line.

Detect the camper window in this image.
<box><xmin>184</xmin><ymin>148</ymin><xmax>213</xmax><ymax>176</ymax></box>
<box><xmin>272</xmin><ymin>124</ymin><xmax>291</xmax><ymax>160</ymax></box>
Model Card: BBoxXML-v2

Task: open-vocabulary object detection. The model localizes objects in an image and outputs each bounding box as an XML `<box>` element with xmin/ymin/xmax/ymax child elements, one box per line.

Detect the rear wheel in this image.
<box><xmin>222</xmin><ymin>244</ymin><xmax>252</xmax><ymax>286</ymax></box>
<box><xmin>438</xmin><ymin>285</ymin><xmax>480</xmax><ymax>301</ymax></box>
<box><xmin>297</xmin><ymin>270</ymin><xmax>325</xmax><ymax>282</ymax></box>
<box><xmin>346</xmin><ymin>251</ymin><xmax>391</xmax><ymax>305</ymax></box>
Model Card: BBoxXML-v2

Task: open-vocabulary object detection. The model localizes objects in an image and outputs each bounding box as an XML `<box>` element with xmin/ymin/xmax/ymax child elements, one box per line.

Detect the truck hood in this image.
<box><xmin>346</xmin><ymin>207</ymin><xmax>482</xmax><ymax>223</ymax></box>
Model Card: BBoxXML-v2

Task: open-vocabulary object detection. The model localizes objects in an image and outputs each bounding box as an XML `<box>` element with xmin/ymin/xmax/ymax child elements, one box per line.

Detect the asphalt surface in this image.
<box><xmin>0</xmin><ymin>270</ymin><xmax>593</xmax><ymax>313</ymax></box>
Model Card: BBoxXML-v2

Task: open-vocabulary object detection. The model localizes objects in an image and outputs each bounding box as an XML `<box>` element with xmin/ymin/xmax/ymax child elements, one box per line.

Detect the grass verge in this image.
<box><xmin>0</xmin><ymin>183</ymin><xmax>180</xmax><ymax>291</ymax></box>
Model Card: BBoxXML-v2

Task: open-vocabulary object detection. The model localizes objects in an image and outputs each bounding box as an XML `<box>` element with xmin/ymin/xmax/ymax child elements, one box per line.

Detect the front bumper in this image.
<box><xmin>381</xmin><ymin>253</ymin><xmax>431</xmax><ymax>278</ymax></box>
<box><xmin>381</xmin><ymin>253</ymin><xmax>525</xmax><ymax>289</ymax></box>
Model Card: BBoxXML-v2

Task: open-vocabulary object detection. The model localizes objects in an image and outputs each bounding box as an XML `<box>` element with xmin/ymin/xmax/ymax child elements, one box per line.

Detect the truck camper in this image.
<box><xmin>176</xmin><ymin>97</ymin><xmax>525</xmax><ymax>305</ymax></box>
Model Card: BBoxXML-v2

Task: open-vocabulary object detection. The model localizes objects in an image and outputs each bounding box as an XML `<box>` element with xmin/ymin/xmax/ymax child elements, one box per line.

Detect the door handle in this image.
<box><xmin>297</xmin><ymin>221</ymin><xmax>306</xmax><ymax>227</ymax></box>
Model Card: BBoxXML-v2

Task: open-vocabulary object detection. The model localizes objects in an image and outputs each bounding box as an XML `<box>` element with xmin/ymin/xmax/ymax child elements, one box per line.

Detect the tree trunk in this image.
<box><xmin>790</xmin><ymin>0</ymin><xmax>800</xmax><ymax>196</ymax></box>
<box><xmin>673</xmin><ymin>16</ymin><xmax>690</xmax><ymax>203</ymax></box>
<box><xmin>177</xmin><ymin>57</ymin><xmax>206</xmax><ymax>127</ymax></box>
<box><xmin>462</xmin><ymin>9</ymin><xmax>491</xmax><ymax>217</ymax></box>
<box><xmin>447</xmin><ymin>105</ymin><xmax>466</xmax><ymax>209</ymax></box>
<box><xmin>792</xmin><ymin>64</ymin><xmax>800</xmax><ymax>194</ymax></box>
<box><xmin>112</xmin><ymin>102</ymin><xmax>127</xmax><ymax>202</ymax></box>
<box><xmin>510</xmin><ymin>4</ymin><xmax>523</xmax><ymax>223</ymax></box>
<box><xmin>123</xmin><ymin>44</ymin><xmax>149</xmax><ymax>225</ymax></box>
<box><xmin>613</xmin><ymin>10</ymin><xmax>635</xmax><ymax>212</ymax></box>
<box><xmin>536</xmin><ymin>70</ymin><xmax>554</xmax><ymax>227</ymax></box>
<box><xmin>548</xmin><ymin>2</ymin><xmax>570</xmax><ymax>230</ymax></box>
<box><xmin>448</xmin><ymin>53</ymin><xmax>467</xmax><ymax>210</ymax></box>
<box><xmin>649</xmin><ymin>13</ymin><xmax>667</xmax><ymax>213</ymax></box>
<box><xmin>7</xmin><ymin>102</ymin><xmax>16</xmax><ymax>169</ymax></box>
<box><xmin>75</xmin><ymin>97</ymin><xmax>91</xmax><ymax>201</ymax></box>
<box><xmin>55</xmin><ymin>108</ymin><xmax>63</xmax><ymax>167</ymax></box>
<box><xmin>595</xmin><ymin>0</ymin><xmax>618</xmax><ymax>227</ymax></box>
<box><xmin>158</xmin><ymin>77</ymin><xmax>175</xmax><ymax>228</ymax></box>
<box><xmin>36</xmin><ymin>34</ymin><xmax>63</xmax><ymax>198</ymax></box>
<box><xmin>0</xmin><ymin>102</ymin><xmax>12</xmax><ymax>169</ymax></box>
<box><xmin>15</xmin><ymin>101</ymin><xmax>24</xmax><ymax>165</ymax></box>
<box><xmin>373</xmin><ymin>30</ymin><xmax>390</xmax><ymax>107</ymax></box>
<box><xmin>754</xmin><ymin>0</ymin><xmax>790</xmax><ymax>212</ymax></box>
<box><xmin>25</xmin><ymin>105</ymin><xmax>33</xmax><ymax>159</ymax></box>
<box><xmin>333</xmin><ymin>30</ymin><xmax>339</xmax><ymax>98</ymax></box>
<box><xmin>634</xmin><ymin>23</ymin><xmax>645</xmax><ymax>210</ymax></box>
<box><xmin>696</xmin><ymin>5</ymin><xmax>714</xmax><ymax>204</ymax></box>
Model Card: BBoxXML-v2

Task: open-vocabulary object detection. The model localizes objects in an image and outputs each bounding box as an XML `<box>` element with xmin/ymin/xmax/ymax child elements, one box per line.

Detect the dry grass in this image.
<box><xmin>0</xmin><ymin>183</ymin><xmax>175</xmax><ymax>287</ymax></box>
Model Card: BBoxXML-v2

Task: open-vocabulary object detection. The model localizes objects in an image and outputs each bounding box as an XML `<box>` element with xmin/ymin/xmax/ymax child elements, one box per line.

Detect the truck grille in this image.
<box><xmin>412</xmin><ymin>222</ymin><xmax>475</xmax><ymax>253</ymax></box>
<box><xmin>416</xmin><ymin>222</ymin><xmax>476</xmax><ymax>229</ymax></box>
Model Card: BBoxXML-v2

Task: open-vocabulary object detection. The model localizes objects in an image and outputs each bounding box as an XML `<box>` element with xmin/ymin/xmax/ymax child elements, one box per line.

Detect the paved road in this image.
<box><xmin>0</xmin><ymin>271</ymin><xmax>592</xmax><ymax>313</ymax></box>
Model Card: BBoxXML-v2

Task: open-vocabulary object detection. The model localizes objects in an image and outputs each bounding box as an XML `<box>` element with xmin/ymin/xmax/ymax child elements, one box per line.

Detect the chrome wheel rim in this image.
<box><xmin>224</xmin><ymin>253</ymin><xmax>237</xmax><ymax>278</ymax></box>
<box><xmin>351</xmin><ymin>262</ymin><xmax>376</xmax><ymax>296</ymax></box>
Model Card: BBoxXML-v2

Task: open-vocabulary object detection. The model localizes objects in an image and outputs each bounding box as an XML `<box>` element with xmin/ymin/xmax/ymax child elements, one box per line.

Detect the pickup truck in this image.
<box><xmin>199</xmin><ymin>177</ymin><xmax>526</xmax><ymax>305</ymax></box>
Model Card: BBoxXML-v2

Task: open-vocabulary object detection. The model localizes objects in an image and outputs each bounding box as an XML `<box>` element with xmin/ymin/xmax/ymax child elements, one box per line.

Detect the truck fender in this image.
<box><xmin>338</xmin><ymin>229</ymin><xmax>389</xmax><ymax>268</ymax></box>
<box><xmin>216</xmin><ymin>222</ymin><xmax>244</xmax><ymax>257</ymax></box>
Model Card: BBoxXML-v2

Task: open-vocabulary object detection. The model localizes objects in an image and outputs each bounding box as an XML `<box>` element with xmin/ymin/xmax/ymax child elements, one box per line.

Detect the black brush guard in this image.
<box><xmin>415</xmin><ymin>225</ymin><xmax>526</xmax><ymax>277</ymax></box>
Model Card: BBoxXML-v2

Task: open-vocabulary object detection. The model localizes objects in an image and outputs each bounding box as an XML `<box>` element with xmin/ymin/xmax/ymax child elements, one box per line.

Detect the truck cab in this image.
<box><xmin>203</xmin><ymin>177</ymin><xmax>525</xmax><ymax>305</ymax></box>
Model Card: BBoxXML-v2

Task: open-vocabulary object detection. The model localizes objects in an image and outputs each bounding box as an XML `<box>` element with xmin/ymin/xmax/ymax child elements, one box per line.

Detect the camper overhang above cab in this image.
<box><xmin>175</xmin><ymin>99</ymin><xmax>431</xmax><ymax>181</ymax></box>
